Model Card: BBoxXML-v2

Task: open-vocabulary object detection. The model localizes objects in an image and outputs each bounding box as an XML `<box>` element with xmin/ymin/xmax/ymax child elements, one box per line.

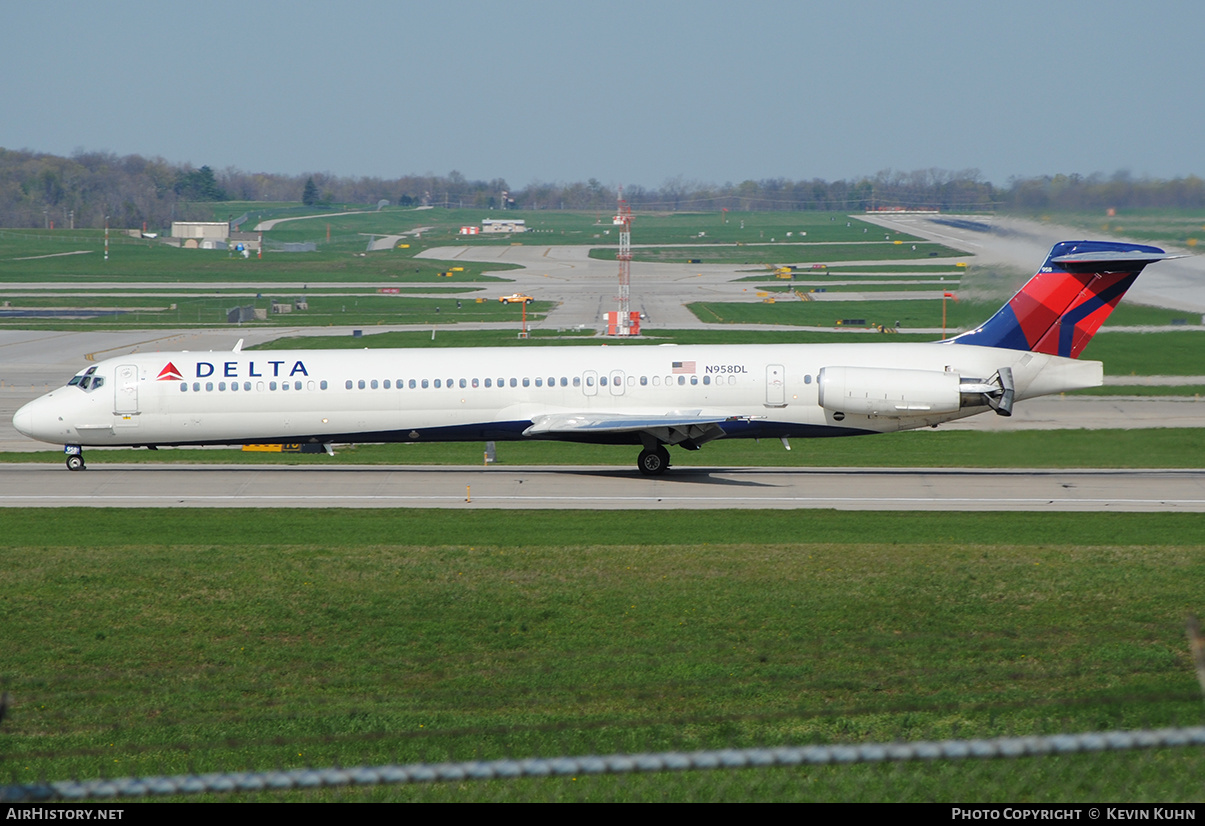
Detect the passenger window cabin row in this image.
<box><xmin>339</xmin><ymin>374</ymin><xmax>737</xmax><ymax>390</ymax></box>
<box><xmin>176</xmin><ymin>374</ymin><xmax>742</xmax><ymax>393</ymax></box>
<box><xmin>180</xmin><ymin>380</ymin><xmax>327</xmax><ymax>392</ymax></box>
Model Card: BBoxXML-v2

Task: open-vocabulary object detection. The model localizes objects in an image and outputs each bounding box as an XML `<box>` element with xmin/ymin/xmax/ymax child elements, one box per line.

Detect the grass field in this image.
<box><xmin>2</xmin><ymin>509</ymin><xmax>1203</xmax><ymax>801</ymax></box>
<box><xmin>622</xmin><ymin>241</ymin><xmax>948</xmax><ymax>264</ymax></box>
<box><xmin>1078</xmin><ymin>331</ymin><xmax>1205</xmax><ymax>375</ymax></box>
<box><xmin>162</xmin><ymin>206</ymin><xmax>915</xmax><ymax>251</ymax></box>
<box><xmin>761</xmin><ymin>282</ymin><xmax>958</xmax><ymax>293</ymax></box>
<box><xmin>589</xmin><ymin>241</ymin><xmax>966</xmax><ymax>266</ymax></box>
<box><xmin>818</xmin><ymin>264</ymin><xmax>970</xmax><ymax>274</ymax></box>
<box><xmin>1070</xmin><ymin>385</ymin><xmax>1205</xmax><ymax>397</ymax></box>
<box><xmin>688</xmin><ymin>297</ymin><xmax>1201</xmax><ymax>331</ymax></box>
<box><xmin>0</xmin><ymin>225</ymin><xmax>517</xmax><ymax>285</ymax></box>
<box><xmin>359</xmin><ymin>207</ymin><xmax>913</xmax><ymax>248</ymax></box>
<box><xmin>1016</xmin><ymin>209</ymin><xmax>1205</xmax><ymax>250</ymax></box>
<box><xmin>0</xmin><ymin>293</ymin><xmax>549</xmax><ymax>329</ymax></box>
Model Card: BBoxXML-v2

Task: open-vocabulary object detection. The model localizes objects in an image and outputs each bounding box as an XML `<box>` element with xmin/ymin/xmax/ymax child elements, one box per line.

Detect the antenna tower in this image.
<box><xmin>613</xmin><ymin>188</ymin><xmax>633</xmax><ymax>336</ymax></box>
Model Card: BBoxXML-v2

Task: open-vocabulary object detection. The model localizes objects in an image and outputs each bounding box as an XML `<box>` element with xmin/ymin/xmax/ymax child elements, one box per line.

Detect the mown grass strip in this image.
<box><xmin>2</xmin><ymin>508</ymin><xmax>1204</xmax><ymax>547</ymax></box>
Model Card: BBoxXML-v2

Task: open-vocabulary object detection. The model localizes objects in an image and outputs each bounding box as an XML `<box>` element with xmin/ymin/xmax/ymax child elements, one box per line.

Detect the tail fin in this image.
<box><xmin>951</xmin><ymin>240</ymin><xmax>1175</xmax><ymax>358</ymax></box>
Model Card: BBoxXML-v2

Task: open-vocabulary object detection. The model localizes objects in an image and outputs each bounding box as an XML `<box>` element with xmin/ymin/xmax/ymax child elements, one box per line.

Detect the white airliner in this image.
<box><xmin>12</xmin><ymin>241</ymin><xmax>1178</xmax><ymax>475</ymax></box>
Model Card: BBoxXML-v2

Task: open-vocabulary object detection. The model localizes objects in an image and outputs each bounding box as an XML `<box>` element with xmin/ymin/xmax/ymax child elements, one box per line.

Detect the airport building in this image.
<box><xmin>172</xmin><ymin>222</ymin><xmax>230</xmax><ymax>242</ymax></box>
<box><xmin>167</xmin><ymin>222</ymin><xmax>261</xmax><ymax>252</ymax></box>
<box><xmin>481</xmin><ymin>219</ymin><xmax>526</xmax><ymax>234</ymax></box>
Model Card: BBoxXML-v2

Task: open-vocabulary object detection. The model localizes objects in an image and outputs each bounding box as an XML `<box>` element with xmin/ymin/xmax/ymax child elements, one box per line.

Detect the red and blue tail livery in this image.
<box><xmin>951</xmin><ymin>241</ymin><xmax>1176</xmax><ymax>358</ymax></box>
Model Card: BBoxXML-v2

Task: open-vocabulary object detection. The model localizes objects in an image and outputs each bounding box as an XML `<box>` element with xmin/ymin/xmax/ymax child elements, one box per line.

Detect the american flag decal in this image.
<box><xmin>672</xmin><ymin>361</ymin><xmax>696</xmax><ymax>374</ymax></box>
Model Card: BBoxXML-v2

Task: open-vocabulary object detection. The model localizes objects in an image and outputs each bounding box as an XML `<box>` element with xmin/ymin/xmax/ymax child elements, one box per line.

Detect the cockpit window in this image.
<box><xmin>72</xmin><ymin>367</ymin><xmax>105</xmax><ymax>391</ymax></box>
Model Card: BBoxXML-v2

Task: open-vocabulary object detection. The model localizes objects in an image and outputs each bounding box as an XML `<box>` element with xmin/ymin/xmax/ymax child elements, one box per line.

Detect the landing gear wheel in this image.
<box><xmin>637</xmin><ymin>446</ymin><xmax>670</xmax><ymax>476</ymax></box>
<box><xmin>66</xmin><ymin>454</ymin><xmax>85</xmax><ymax>472</ymax></box>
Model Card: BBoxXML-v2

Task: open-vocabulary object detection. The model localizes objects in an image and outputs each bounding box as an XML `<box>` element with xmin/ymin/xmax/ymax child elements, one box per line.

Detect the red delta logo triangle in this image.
<box><xmin>157</xmin><ymin>362</ymin><xmax>183</xmax><ymax>381</ymax></box>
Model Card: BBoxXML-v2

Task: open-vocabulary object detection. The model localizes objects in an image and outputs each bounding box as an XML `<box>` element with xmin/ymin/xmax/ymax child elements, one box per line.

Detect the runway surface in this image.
<box><xmin>3</xmin><ymin>463</ymin><xmax>1203</xmax><ymax>511</ymax></box>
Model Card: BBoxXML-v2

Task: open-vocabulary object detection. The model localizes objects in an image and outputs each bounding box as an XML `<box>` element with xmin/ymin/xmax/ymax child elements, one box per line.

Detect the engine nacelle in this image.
<box><xmin>817</xmin><ymin>366</ymin><xmax>961</xmax><ymax>417</ymax></box>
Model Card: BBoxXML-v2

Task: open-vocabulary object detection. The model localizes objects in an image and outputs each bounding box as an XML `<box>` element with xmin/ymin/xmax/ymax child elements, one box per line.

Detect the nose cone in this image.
<box><xmin>13</xmin><ymin>395</ymin><xmax>60</xmax><ymax>444</ymax></box>
<box><xmin>13</xmin><ymin>400</ymin><xmax>35</xmax><ymax>437</ymax></box>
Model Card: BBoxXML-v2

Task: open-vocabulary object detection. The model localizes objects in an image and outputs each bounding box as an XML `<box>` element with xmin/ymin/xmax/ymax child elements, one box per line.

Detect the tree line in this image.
<box><xmin>1</xmin><ymin>147</ymin><xmax>1202</xmax><ymax>230</ymax></box>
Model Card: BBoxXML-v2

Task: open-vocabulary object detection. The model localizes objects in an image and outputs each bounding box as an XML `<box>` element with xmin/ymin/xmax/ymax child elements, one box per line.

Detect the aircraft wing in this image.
<box><xmin>523</xmin><ymin>411</ymin><xmax>756</xmax><ymax>444</ymax></box>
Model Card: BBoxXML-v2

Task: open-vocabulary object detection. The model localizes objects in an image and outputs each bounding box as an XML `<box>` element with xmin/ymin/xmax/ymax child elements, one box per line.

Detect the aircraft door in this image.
<box><xmin>582</xmin><ymin>370</ymin><xmax>598</xmax><ymax>397</ymax></box>
<box><xmin>609</xmin><ymin>370</ymin><xmax>625</xmax><ymax>396</ymax></box>
<box><xmin>765</xmin><ymin>363</ymin><xmax>786</xmax><ymax>408</ymax></box>
<box><xmin>114</xmin><ymin>364</ymin><xmax>140</xmax><ymax>426</ymax></box>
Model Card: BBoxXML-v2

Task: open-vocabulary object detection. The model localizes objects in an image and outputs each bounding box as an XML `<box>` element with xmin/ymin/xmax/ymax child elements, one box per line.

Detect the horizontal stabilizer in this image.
<box><xmin>1050</xmin><ymin>250</ymin><xmax>1182</xmax><ymax>269</ymax></box>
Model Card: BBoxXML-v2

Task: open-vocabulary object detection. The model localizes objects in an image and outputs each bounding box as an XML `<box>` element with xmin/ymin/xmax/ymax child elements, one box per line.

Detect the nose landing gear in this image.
<box><xmin>64</xmin><ymin>446</ymin><xmax>85</xmax><ymax>471</ymax></box>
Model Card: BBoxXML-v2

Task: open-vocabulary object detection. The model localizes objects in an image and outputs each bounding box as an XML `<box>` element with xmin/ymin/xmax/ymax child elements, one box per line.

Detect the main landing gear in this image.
<box><xmin>637</xmin><ymin>445</ymin><xmax>671</xmax><ymax>476</ymax></box>
<box><xmin>65</xmin><ymin>446</ymin><xmax>85</xmax><ymax>471</ymax></box>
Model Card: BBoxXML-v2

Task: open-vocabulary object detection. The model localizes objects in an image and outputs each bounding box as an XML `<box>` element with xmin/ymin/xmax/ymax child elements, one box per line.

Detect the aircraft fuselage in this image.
<box><xmin>13</xmin><ymin>340</ymin><xmax>1098</xmax><ymax>452</ymax></box>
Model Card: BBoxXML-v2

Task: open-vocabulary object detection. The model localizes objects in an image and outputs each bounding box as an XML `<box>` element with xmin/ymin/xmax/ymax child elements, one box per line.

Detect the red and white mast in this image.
<box><xmin>613</xmin><ymin>188</ymin><xmax>633</xmax><ymax>336</ymax></box>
